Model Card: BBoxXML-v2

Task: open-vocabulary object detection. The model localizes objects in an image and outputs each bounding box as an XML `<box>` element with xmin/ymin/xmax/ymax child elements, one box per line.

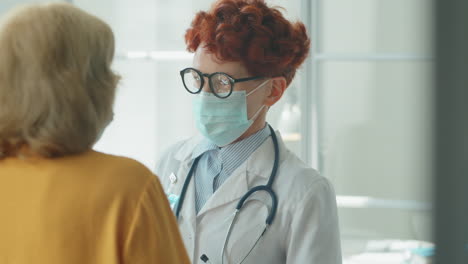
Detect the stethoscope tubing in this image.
<box><xmin>175</xmin><ymin>125</ymin><xmax>280</xmax><ymax>264</ymax></box>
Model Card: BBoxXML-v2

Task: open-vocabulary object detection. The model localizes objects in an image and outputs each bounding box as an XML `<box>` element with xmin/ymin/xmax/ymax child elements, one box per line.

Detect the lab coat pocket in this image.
<box><xmin>226</xmin><ymin>199</ymin><xmax>270</xmax><ymax>264</ymax></box>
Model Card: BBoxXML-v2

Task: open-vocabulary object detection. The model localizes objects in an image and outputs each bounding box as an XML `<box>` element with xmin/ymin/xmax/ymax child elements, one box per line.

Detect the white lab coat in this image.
<box><xmin>155</xmin><ymin>130</ymin><xmax>342</xmax><ymax>264</ymax></box>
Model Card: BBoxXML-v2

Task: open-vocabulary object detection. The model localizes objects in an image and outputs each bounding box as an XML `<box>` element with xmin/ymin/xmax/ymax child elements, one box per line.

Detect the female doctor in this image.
<box><xmin>155</xmin><ymin>0</ymin><xmax>342</xmax><ymax>263</ymax></box>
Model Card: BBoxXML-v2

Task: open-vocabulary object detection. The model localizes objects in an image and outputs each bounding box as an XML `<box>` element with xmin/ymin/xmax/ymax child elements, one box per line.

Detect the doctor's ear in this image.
<box><xmin>264</xmin><ymin>76</ymin><xmax>287</xmax><ymax>107</ymax></box>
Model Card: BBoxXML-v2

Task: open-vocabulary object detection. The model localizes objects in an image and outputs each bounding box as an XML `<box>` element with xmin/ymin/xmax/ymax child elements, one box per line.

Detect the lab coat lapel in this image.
<box><xmin>197</xmin><ymin>162</ymin><xmax>249</xmax><ymax>216</ymax></box>
<box><xmin>177</xmin><ymin>160</ymin><xmax>197</xmax><ymax>234</ymax></box>
<box><xmin>246</xmin><ymin>130</ymin><xmax>288</xmax><ymax>180</ymax></box>
<box><xmin>172</xmin><ymin>137</ymin><xmax>203</xmax><ymax>260</ymax></box>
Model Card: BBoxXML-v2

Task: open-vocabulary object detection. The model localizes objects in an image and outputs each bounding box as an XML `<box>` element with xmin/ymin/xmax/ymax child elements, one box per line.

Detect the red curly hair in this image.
<box><xmin>185</xmin><ymin>0</ymin><xmax>310</xmax><ymax>85</ymax></box>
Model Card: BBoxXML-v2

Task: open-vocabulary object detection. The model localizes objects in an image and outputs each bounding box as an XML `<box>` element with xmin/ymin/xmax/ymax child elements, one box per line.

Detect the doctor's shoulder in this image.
<box><xmin>154</xmin><ymin>136</ymin><xmax>200</xmax><ymax>184</ymax></box>
<box><xmin>276</xmin><ymin>151</ymin><xmax>337</xmax><ymax>210</ymax></box>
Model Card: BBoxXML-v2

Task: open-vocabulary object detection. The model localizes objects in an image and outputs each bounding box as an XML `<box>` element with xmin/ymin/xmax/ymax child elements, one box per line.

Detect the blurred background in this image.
<box><xmin>0</xmin><ymin>0</ymin><xmax>437</xmax><ymax>263</ymax></box>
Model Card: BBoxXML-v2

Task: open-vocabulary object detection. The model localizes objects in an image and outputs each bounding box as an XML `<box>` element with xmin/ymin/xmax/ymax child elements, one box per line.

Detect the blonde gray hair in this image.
<box><xmin>0</xmin><ymin>2</ymin><xmax>119</xmax><ymax>158</ymax></box>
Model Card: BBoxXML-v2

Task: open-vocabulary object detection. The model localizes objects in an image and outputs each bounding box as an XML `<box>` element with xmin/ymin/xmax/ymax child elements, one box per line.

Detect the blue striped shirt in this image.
<box><xmin>192</xmin><ymin>124</ymin><xmax>271</xmax><ymax>213</ymax></box>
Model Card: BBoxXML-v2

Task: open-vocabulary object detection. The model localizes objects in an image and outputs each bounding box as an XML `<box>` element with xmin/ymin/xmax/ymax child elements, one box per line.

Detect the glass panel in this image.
<box><xmin>75</xmin><ymin>0</ymin><xmax>158</xmax><ymax>51</ymax></box>
<box><xmin>267</xmin><ymin>72</ymin><xmax>304</xmax><ymax>158</ymax></box>
<box><xmin>75</xmin><ymin>0</ymin><xmax>213</xmax><ymax>51</ymax></box>
<box><xmin>320</xmin><ymin>61</ymin><xmax>433</xmax><ymax>199</ymax></box>
<box><xmin>263</xmin><ymin>0</ymin><xmax>306</xmax><ymax>159</ymax></box>
<box><xmin>318</xmin><ymin>0</ymin><xmax>434</xmax><ymax>54</ymax></box>
<box><xmin>318</xmin><ymin>61</ymin><xmax>434</xmax><ymax>259</ymax></box>
<box><xmin>78</xmin><ymin>0</ymin><xmax>309</xmax><ymax>163</ymax></box>
<box><xmin>153</xmin><ymin>59</ymin><xmax>197</xmax><ymax>159</ymax></box>
<box><xmin>153</xmin><ymin>0</ymin><xmax>212</xmax><ymax>51</ymax></box>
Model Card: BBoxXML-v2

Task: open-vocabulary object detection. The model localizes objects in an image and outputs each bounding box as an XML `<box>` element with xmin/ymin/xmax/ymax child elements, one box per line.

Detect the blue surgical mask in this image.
<box><xmin>193</xmin><ymin>80</ymin><xmax>269</xmax><ymax>147</ymax></box>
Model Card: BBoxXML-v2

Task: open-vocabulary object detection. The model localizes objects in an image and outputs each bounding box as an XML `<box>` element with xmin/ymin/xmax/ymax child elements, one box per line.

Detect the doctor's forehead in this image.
<box><xmin>192</xmin><ymin>45</ymin><xmax>248</xmax><ymax>78</ymax></box>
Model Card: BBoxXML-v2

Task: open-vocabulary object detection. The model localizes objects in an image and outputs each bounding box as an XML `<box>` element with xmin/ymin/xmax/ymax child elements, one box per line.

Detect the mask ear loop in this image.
<box><xmin>246</xmin><ymin>79</ymin><xmax>270</xmax><ymax>96</ymax></box>
<box><xmin>246</xmin><ymin>79</ymin><xmax>270</xmax><ymax>121</ymax></box>
<box><xmin>249</xmin><ymin>105</ymin><xmax>266</xmax><ymax>122</ymax></box>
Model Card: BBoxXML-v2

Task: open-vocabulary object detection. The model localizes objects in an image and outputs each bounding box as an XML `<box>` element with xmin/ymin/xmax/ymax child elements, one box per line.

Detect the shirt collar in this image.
<box><xmin>219</xmin><ymin>124</ymin><xmax>271</xmax><ymax>176</ymax></box>
<box><xmin>191</xmin><ymin>124</ymin><xmax>271</xmax><ymax>175</ymax></box>
<box><xmin>191</xmin><ymin>139</ymin><xmax>219</xmax><ymax>160</ymax></box>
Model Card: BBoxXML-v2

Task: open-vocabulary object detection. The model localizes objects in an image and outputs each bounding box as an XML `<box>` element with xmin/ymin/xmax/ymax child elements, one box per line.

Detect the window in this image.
<box><xmin>73</xmin><ymin>0</ymin><xmax>308</xmax><ymax>170</ymax></box>
<box><xmin>313</xmin><ymin>0</ymin><xmax>434</xmax><ymax>262</ymax></box>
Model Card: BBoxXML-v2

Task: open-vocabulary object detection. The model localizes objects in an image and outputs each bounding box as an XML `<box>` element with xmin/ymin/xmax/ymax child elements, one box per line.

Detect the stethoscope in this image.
<box><xmin>175</xmin><ymin>125</ymin><xmax>279</xmax><ymax>264</ymax></box>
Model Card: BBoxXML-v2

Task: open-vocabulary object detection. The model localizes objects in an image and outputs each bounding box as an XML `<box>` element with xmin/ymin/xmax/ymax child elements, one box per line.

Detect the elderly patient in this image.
<box><xmin>0</xmin><ymin>3</ymin><xmax>189</xmax><ymax>264</ymax></box>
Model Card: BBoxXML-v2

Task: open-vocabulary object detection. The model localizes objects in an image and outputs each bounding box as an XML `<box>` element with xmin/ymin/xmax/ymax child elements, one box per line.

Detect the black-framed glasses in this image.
<box><xmin>180</xmin><ymin>67</ymin><xmax>264</xmax><ymax>99</ymax></box>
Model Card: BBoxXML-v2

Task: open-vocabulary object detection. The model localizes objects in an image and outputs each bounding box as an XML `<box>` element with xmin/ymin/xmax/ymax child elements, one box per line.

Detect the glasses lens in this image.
<box><xmin>182</xmin><ymin>69</ymin><xmax>202</xmax><ymax>93</ymax></box>
<box><xmin>211</xmin><ymin>73</ymin><xmax>232</xmax><ymax>98</ymax></box>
